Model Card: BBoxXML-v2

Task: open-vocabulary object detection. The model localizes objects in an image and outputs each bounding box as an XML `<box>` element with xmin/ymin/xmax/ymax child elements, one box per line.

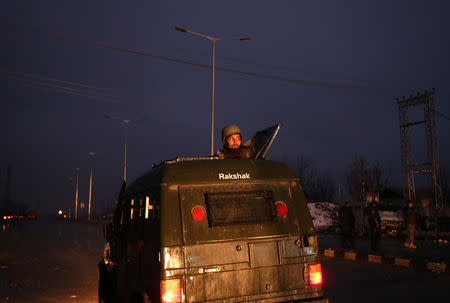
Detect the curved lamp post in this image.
<box><xmin>175</xmin><ymin>26</ymin><xmax>250</xmax><ymax>156</ymax></box>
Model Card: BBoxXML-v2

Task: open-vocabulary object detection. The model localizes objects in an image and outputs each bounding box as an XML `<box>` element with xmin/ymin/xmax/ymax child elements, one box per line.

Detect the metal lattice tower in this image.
<box><xmin>397</xmin><ymin>89</ymin><xmax>444</xmax><ymax>211</ymax></box>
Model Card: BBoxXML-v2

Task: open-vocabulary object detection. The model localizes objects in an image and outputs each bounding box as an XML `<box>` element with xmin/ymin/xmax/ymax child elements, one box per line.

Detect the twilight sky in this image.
<box><xmin>2</xmin><ymin>0</ymin><xmax>450</xmax><ymax>214</ymax></box>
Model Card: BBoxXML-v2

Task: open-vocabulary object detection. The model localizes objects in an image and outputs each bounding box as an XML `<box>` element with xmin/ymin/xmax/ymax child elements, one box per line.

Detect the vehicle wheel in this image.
<box><xmin>130</xmin><ymin>291</ymin><xmax>151</xmax><ymax>303</ymax></box>
<box><xmin>98</xmin><ymin>262</ymin><xmax>107</xmax><ymax>303</ymax></box>
<box><xmin>98</xmin><ymin>261</ymin><xmax>118</xmax><ymax>303</ymax></box>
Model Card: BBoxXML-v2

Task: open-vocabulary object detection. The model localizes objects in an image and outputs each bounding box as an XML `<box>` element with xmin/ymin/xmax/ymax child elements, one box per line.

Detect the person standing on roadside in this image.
<box><xmin>404</xmin><ymin>201</ymin><xmax>417</xmax><ymax>249</ymax></box>
<box><xmin>340</xmin><ymin>201</ymin><xmax>355</xmax><ymax>249</ymax></box>
<box><xmin>366</xmin><ymin>200</ymin><xmax>381</xmax><ymax>252</ymax></box>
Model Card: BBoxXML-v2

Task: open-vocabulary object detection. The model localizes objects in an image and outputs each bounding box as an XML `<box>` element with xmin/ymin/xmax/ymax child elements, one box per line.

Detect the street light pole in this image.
<box><xmin>74</xmin><ymin>167</ymin><xmax>80</xmax><ymax>220</ymax></box>
<box><xmin>88</xmin><ymin>152</ymin><xmax>96</xmax><ymax>221</ymax></box>
<box><xmin>124</xmin><ymin>123</ymin><xmax>128</xmax><ymax>183</ymax></box>
<box><xmin>105</xmin><ymin>115</ymin><xmax>147</xmax><ymax>183</ymax></box>
<box><xmin>211</xmin><ymin>38</ymin><xmax>216</xmax><ymax>157</ymax></box>
<box><xmin>175</xmin><ymin>26</ymin><xmax>250</xmax><ymax>156</ymax></box>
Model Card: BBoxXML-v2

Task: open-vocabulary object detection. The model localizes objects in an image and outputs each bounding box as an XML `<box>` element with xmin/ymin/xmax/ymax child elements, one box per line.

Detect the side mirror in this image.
<box><xmin>103</xmin><ymin>223</ymin><xmax>113</xmax><ymax>242</ymax></box>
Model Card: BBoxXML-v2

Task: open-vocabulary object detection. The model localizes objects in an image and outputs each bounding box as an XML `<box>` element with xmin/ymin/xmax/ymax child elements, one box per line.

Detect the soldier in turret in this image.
<box><xmin>219</xmin><ymin>124</ymin><xmax>255</xmax><ymax>159</ymax></box>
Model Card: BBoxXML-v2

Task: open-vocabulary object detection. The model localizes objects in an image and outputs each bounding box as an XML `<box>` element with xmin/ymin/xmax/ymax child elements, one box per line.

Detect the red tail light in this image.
<box><xmin>161</xmin><ymin>279</ymin><xmax>181</xmax><ymax>303</ymax></box>
<box><xmin>308</xmin><ymin>263</ymin><xmax>323</xmax><ymax>286</ymax></box>
<box><xmin>191</xmin><ymin>206</ymin><xmax>205</xmax><ymax>221</ymax></box>
<box><xmin>275</xmin><ymin>201</ymin><xmax>288</xmax><ymax>216</ymax></box>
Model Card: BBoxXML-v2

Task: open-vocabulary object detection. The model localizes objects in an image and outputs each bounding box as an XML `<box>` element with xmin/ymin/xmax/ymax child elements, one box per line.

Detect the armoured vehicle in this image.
<box><xmin>98</xmin><ymin>124</ymin><xmax>328</xmax><ymax>303</ymax></box>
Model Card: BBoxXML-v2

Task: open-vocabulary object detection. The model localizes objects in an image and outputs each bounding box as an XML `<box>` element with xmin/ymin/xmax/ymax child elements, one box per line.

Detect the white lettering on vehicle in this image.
<box><xmin>218</xmin><ymin>172</ymin><xmax>251</xmax><ymax>180</ymax></box>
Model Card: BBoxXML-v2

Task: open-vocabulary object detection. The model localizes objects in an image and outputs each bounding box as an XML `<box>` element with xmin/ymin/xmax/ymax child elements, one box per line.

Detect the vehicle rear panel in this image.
<box><xmin>174</xmin><ymin>181</ymin><xmax>322</xmax><ymax>302</ymax></box>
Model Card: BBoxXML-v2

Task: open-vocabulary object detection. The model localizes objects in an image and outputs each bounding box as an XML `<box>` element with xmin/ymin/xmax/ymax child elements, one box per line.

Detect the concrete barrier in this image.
<box><xmin>344</xmin><ymin>251</ymin><xmax>357</xmax><ymax>261</ymax></box>
<box><xmin>394</xmin><ymin>257</ymin><xmax>411</xmax><ymax>268</ymax></box>
<box><xmin>368</xmin><ymin>254</ymin><xmax>382</xmax><ymax>264</ymax></box>
<box><xmin>323</xmin><ymin>249</ymin><xmax>335</xmax><ymax>257</ymax></box>
<box><xmin>426</xmin><ymin>262</ymin><xmax>447</xmax><ymax>274</ymax></box>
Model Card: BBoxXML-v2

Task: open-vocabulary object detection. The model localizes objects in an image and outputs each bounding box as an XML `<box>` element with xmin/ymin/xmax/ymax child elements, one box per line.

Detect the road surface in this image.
<box><xmin>0</xmin><ymin>219</ymin><xmax>103</xmax><ymax>303</ymax></box>
<box><xmin>1</xmin><ymin>219</ymin><xmax>449</xmax><ymax>302</ymax></box>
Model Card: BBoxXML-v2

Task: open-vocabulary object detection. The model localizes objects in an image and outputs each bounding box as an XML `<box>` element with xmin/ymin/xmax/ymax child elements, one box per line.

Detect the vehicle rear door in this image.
<box><xmin>178</xmin><ymin>181</ymin><xmax>314</xmax><ymax>302</ymax></box>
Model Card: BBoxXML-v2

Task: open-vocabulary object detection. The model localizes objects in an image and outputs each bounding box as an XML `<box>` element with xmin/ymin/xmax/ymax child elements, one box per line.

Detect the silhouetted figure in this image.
<box><xmin>404</xmin><ymin>201</ymin><xmax>417</xmax><ymax>249</ymax></box>
<box><xmin>339</xmin><ymin>202</ymin><xmax>355</xmax><ymax>249</ymax></box>
<box><xmin>365</xmin><ymin>201</ymin><xmax>381</xmax><ymax>252</ymax></box>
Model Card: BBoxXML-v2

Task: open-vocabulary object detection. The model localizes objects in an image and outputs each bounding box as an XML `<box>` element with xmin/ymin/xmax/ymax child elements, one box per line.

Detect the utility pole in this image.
<box><xmin>105</xmin><ymin>115</ymin><xmax>147</xmax><ymax>183</ymax></box>
<box><xmin>74</xmin><ymin>168</ymin><xmax>80</xmax><ymax>220</ymax></box>
<box><xmin>88</xmin><ymin>152</ymin><xmax>96</xmax><ymax>221</ymax></box>
<box><xmin>5</xmin><ymin>164</ymin><xmax>12</xmax><ymax>207</ymax></box>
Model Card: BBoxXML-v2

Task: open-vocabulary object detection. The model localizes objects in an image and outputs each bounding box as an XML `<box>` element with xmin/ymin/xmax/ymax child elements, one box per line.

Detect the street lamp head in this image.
<box><xmin>175</xmin><ymin>26</ymin><xmax>188</xmax><ymax>33</ymax></box>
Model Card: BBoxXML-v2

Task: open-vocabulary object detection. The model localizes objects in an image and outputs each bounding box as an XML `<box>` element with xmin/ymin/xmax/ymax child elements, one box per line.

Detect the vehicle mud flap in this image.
<box><xmin>98</xmin><ymin>261</ymin><xmax>118</xmax><ymax>303</ymax></box>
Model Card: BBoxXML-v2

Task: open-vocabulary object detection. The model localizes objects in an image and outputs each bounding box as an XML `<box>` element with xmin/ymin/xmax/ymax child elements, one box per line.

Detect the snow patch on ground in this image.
<box><xmin>307</xmin><ymin>202</ymin><xmax>340</xmax><ymax>231</ymax></box>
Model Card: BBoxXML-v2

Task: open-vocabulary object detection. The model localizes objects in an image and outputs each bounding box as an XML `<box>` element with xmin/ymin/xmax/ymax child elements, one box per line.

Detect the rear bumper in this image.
<box><xmin>295</xmin><ymin>298</ymin><xmax>329</xmax><ymax>303</ymax></box>
<box><xmin>195</xmin><ymin>290</ymin><xmax>327</xmax><ymax>303</ymax></box>
<box><xmin>202</xmin><ymin>297</ymin><xmax>329</xmax><ymax>303</ymax></box>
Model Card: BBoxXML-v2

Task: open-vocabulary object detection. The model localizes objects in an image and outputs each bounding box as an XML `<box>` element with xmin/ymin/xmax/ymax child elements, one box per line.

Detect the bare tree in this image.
<box><xmin>296</xmin><ymin>154</ymin><xmax>311</xmax><ymax>184</ymax></box>
<box><xmin>296</xmin><ymin>154</ymin><xmax>336</xmax><ymax>202</ymax></box>
<box><xmin>308</xmin><ymin>174</ymin><xmax>336</xmax><ymax>202</ymax></box>
<box><xmin>345</xmin><ymin>155</ymin><xmax>390</xmax><ymax>202</ymax></box>
<box><xmin>346</xmin><ymin>155</ymin><xmax>369</xmax><ymax>202</ymax></box>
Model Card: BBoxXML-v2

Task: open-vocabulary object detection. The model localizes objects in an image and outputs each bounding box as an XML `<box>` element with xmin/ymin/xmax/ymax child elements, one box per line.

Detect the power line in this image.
<box><xmin>5</xmin><ymin>70</ymin><xmax>117</xmax><ymax>91</ymax></box>
<box><xmin>2</xmin><ymin>19</ymin><xmax>403</xmax><ymax>94</ymax></box>
<box><xmin>434</xmin><ymin>109</ymin><xmax>450</xmax><ymax>121</ymax></box>
<box><xmin>11</xmin><ymin>9</ymin><xmax>390</xmax><ymax>85</ymax></box>
<box><xmin>1</xmin><ymin>71</ymin><xmax>123</xmax><ymax>103</ymax></box>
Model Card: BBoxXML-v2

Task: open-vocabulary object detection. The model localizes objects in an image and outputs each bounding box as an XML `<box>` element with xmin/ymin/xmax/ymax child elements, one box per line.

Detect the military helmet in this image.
<box><xmin>222</xmin><ymin>124</ymin><xmax>242</xmax><ymax>144</ymax></box>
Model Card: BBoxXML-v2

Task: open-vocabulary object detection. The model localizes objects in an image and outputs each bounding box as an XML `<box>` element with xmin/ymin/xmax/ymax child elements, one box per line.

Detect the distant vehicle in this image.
<box><xmin>359</xmin><ymin>202</ymin><xmax>404</xmax><ymax>236</ymax></box>
<box><xmin>351</xmin><ymin>201</ymin><xmax>405</xmax><ymax>237</ymax></box>
<box><xmin>56</xmin><ymin>209</ymin><xmax>69</xmax><ymax>220</ymax></box>
<box><xmin>378</xmin><ymin>210</ymin><xmax>404</xmax><ymax>236</ymax></box>
<box><xmin>98</xmin><ymin>157</ymin><xmax>327</xmax><ymax>303</ymax></box>
<box><xmin>0</xmin><ymin>207</ymin><xmax>24</xmax><ymax>222</ymax></box>
<box><xmin>26</xmin><ymin>209</ymin><xmax>38</xmax><ymax>220</ymax></box>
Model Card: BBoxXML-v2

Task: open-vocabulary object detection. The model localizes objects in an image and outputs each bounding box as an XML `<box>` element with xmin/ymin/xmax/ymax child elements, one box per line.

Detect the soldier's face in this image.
<box><xmin>226</xmin><ymin>134</ymin><xmax>241</xmax><ymax>149</ymax></box>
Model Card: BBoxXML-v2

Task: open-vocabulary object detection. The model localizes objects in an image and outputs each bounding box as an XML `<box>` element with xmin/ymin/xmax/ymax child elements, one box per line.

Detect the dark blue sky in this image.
<box><xmin>2</xmin><ymin>1</ymin><xmax>449</xmax><ymax>213</ymax></box>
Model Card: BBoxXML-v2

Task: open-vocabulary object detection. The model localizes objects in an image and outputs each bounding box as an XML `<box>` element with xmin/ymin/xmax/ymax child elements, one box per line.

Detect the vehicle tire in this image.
<box><xmin>98</xmin><ymin>262</ymin><xmax>107</xmax><ymax>303</ymax></box>
<box><xmin>130</xmin><ymin>291</ymin><xmax>151</xmax><ymax>303</ymax></box>
<box><xmin>98</xmin><ymin>261</ymin><xmax>118</xmax><ymax>303</ymax></box>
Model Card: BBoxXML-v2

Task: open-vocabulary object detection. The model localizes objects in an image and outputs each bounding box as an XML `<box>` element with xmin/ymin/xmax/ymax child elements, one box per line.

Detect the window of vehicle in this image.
<box><xmin>145</xmin><ymin>196</ymin><xmax>154</xmax><ymax>220</ymax></box>
<box><xmin>130</xmin><ymin>199</ymin><xmax>135</xmax><ymax>220</ymax></box>
<box><xmin>205</xmin><ymin>191</ymin><xmax>276</xmax><ymax>227</ymax></box>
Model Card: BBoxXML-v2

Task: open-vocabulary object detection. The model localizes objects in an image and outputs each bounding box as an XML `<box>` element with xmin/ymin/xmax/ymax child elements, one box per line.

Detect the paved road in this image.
<box><xmin>318</xmin><ymin>232</ymin><xmax>450</xmax><ymax>261</ymax></box>
<box><xmin>322</xmin><ymin>257</ymin><xmax>450</xmax><ymax>303</ymax></box>
<box><xmin>0</xmin><ymin>219</ymin><xmax>103</xmax><ymax>303</ymax></box>
<box><xmin>1</xmin><ymin>220</ymin><xmax>449</xmax><ymax>303</ymax></box>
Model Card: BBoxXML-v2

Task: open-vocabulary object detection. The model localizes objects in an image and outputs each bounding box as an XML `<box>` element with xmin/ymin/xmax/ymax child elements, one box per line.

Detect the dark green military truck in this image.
<box><xmin>99</xmin><ymin>158</ymin><xmax>328</xmax><ymax>303</ymax></box>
